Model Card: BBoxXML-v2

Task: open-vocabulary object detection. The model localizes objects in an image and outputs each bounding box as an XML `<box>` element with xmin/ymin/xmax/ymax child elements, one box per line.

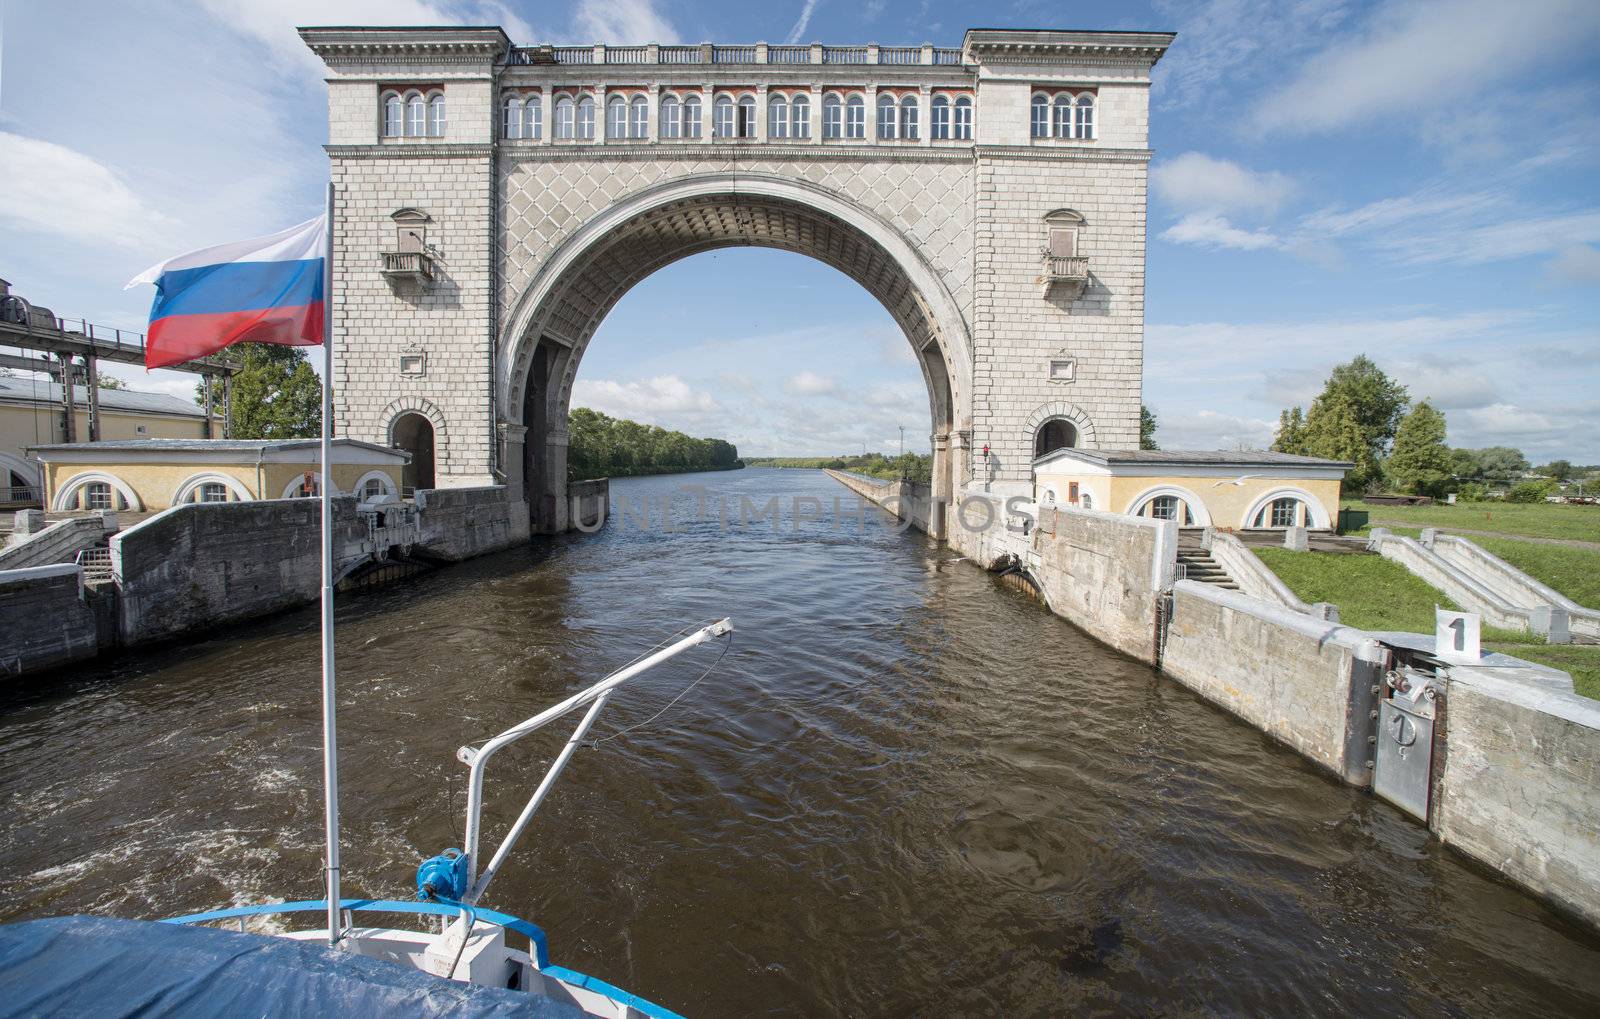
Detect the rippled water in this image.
<box><xmin>3</xmin><ymin>468</ymin><xmax>1598</xmax><ymax>1015</ymax></box>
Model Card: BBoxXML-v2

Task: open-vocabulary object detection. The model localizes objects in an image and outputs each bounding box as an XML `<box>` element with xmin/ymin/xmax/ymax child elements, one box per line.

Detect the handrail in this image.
<box><xmin>459</xmin><ymin>618</ymin><xmax>733</xmax><ymax>903</ymax></box>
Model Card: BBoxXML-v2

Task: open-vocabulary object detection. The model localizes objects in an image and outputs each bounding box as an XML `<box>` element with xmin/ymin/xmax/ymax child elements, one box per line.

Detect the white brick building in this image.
<box><xmin>301</xmin><ymin>27</ymin><xmax>1173</xmax><ymax>534</ymax></box>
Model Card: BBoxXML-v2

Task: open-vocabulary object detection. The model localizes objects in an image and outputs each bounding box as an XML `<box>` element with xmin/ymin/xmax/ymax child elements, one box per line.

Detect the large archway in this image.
<box><xmin>498</xmin><ymin>174</ymin><xmax>974</xmax><ymax>534</ymax></box>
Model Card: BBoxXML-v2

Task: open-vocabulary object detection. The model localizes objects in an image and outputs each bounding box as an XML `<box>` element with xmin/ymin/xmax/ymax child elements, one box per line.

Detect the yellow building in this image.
<box><xmin>1</xmin><ymin>376</ymin><xmax>220</xmax><ymax>504</ymax></box>
<box><xmin>1032</xmin><ymin>449</ymin><xmax>1349</xmax><ymax>530</ymax></box>
<box><xmin>28</xmin><ymin>439</ymin><xmax>410</xmax><ymax>514</ymax></box>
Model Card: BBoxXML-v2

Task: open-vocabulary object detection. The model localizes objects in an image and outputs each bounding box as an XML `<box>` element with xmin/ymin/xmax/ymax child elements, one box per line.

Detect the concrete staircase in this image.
<box><xmin>1176</xmin><ymin>534</ymin><xmax>1240</xmax><ymax>591</ymax></box>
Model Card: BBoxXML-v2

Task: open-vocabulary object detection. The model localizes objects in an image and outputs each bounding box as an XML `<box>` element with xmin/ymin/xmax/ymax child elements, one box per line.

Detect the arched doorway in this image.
<box><xmin>391</xmin><ymin>412</ymin><xmax>435</xmax><ymax>491</ymax></box>
<box><xmin>499</xmin><ymin>174</ymin><xmax>974</xmax><ymax>534</ymax></box>
<box><xmin>1033</xmin><ymin>419</ymin><xmax>1077</xmax><ymax>459</ymax></box>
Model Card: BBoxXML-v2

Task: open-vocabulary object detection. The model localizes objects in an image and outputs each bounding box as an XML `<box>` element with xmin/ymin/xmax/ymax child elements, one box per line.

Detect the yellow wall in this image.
<box><xmin>43</xmin><ymin>461</ymin><xmax>404</xmax><ymax>512</ymax></box>
<box><xmin>2</xmin><ymin>402</ymin><xmax>215</xmax><ymax>471</ymax></box>
<box><xmin>1035</xmin><ymin>469</ymin><xmax>1344</xmax><ymax>529</ymax></box>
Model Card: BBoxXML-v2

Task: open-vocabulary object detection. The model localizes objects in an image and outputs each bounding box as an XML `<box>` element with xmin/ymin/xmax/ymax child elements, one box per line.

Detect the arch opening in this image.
<box><xmin>1033</xmin><ymin>419</ymin><xmax>1078</xmax><ymax>459</ymax></box>
<box><xmin>500</xmin><ymin>177</ymin><xmax>973</xmax><ymax>535</ymax></box>
<box><xmin>392</xmin><ymin>413</ymin><xmax>435</xmax><ymax>491</ymax></box>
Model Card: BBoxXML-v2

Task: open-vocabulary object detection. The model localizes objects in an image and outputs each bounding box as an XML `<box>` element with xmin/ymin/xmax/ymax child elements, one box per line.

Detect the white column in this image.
<box><xmin>810</xmin><ymin>84</ymin><xmax>823</xmax><ymax>144</ymax></box>
<box><xmin>594</xmin><ymin>84</ymin><xmax>607</xmax><ymax>143</ymax></box>
<box><xmin>647</xmin><ymin>84</ymin><xmax>660</xmax><ymax>143</ymax></box>
<box><xmin>702</xmin><ymin>83</ymin><xmax>715</xmax><ymax>140</ymax></box>
<box><xmin>865</xmin><ymin>83</ymin><xmax>878</xmax><ymax>143</ymax></box>
<box><xmin>755</xmin><ymin>84</ymin><xmax>768</xmax><ymax>142</ymax></box>
<box><xmin>537</xmin><ymin>85</ymin><xmax>549</xmax><ymax>144</ymax></box>
<box><xmin>920</xmin><ymin>84</ymin><xmax>932</xmax><ymax>146</ymax></box>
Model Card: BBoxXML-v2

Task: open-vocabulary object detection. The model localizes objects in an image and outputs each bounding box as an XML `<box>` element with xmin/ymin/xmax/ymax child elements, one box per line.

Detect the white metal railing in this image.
<box><xmin>551</xmin><ymin>46</ymin><xmax>593</xmax><ymax>64</ymax></box>
<box><xmin>658</xmin><ymin>45</ymin><xmax>702</xmax><ymax>63</ymax></box>
<box><xmin>822</xmin><ymin>45</ymin><xmax>869</xmax><ymax>63</ymax></box>
<box><xmin>711</xmin><ymin>45</ymin><xmax>757</xmax><ymax>63</ymax></box>
<box><xmin>0</xmin><ymin>486</ymin><xmax>41</xmax><ymax>505</ymax></box>
<box><xmin>767</xmin><ymin>45</ymin><xmax>810</xmax><ymax>64</ymax></box>
<box><xmin>75</xmin><ymin>546</ymin><xmax>114</xmax><ymax>582</ymax></box>
<box><xmin>459</xmin><ymin>618</ymin><xmax>733</xmax><ymax>903</ymax></box>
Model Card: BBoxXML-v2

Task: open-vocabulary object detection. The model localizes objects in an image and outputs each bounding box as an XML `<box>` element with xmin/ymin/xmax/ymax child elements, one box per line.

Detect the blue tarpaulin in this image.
<box><xmin>0</xmin><ymin>916</ymin><xmax>586</xmax><ymax>1017</ymax></box>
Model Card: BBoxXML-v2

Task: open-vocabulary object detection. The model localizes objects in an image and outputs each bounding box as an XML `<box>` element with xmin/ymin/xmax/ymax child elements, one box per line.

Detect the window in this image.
<box><xmin>555</xmin><ymin>96</ymin><xmax>575</xmax><ymax>139</ymax></box>
<box><xmin>405</xmin><ymin>93</ymin><xmax>426</xmax><ymax>137</ymax></box>
<box><xmin>383</xmin><ymin>93</ymin><xmax>404</xmax><ymax>137</ymax></box>
<box><xmin>769</xmin><ymin>95</ymin><xmax>789</xmax><ymax>139</ymax></box>
<box><xmin>791</xmin><ymin>94</ymin><xmax>809</xmax><ymax>138</ymax></box>
<box><xmin>876</xmin><ymin>94</ymin><xmax>897</xmax><ymax>140</ymax></box>
<box><xmin>427</xmin><ymin>93</ymin><xmax>446</xmax><ymax>137</ymax></box>
<box><xmin>1079</xmin><ymin>491</ymin><xmax>1094</xmax><ymax>510</ymax></box>
<box><xmin>823</xmin><ymin>95</ymin><xmax>843</xmax><ymax>138</ymax></box>
<box><xmin>1257</xmin><ymin>497</ymin><xmax>1305</xmax><ymax>528</ymax></box>
<box><xmin>1053</xmin><ymin>94</ymin><xmax>1072</xmax><ymax>138</ymax></box>
<box><xmin>363</xmin><ymin>477</ymin><xmax>388</xmax><ymax>501</ymax></box>
<box><xmin>661</xmin><ymin>94</ymin><xmax>681</xmax><ymax>138</ymax></box>
<box><xmin>714</xmin><ymin>95</ymin><xmax>735</xmax><ymax>137</ymax></box>
<box><xmin>1031</xmin><ymin>94</ymin><xmax>1048</xmax><ymax>138</ymax></box>
<box><xmin>1147</xmin><ymin>495</ymin><xmax>1193</xmax><ymax>524</ymax></box>
<box><xmin>931</xmin><ymin>96</ymin><xmax>950</xmax><ymax>139</ymax></box>
<box><xmin>1076</xmin><ymin>95</ymin><xmax>1095</xmax><ymax>139</ymax></box>
<box><xmin>576</xmin><ymin>95</ymin><xmax>595</xmax><ymax>139</ymax></box>
<box><xmin>845</xmin><ymin>96</ymin><xmax>865</xmax><ymax>139</ymax></box>
<box><xmin>199</xmin><ymin>482</ymin><xmax>229</xmax><ymax>504</ymax></box>
<box><xmin>523</xmin><ymin>95</ymin><xmax>541</xmax><ymax>139</ymax></box>
<box><xmin>900</xmin><ymin>95</ymin><xmax>918</xmax><ymax>140</ymax></box>
<box><xmin>630</xmin><ymin>95</ymin><xmax>648</xmax><ymax>138</ymax></box>
<box><xmin>682</xmin><ymin>95</ymin><xmax>702</xmax><ymax>138</ymax></box>
<box><xmin>954</xmin><ymin>97</ymin><xmax>973</xmax><ymax>140</ymax></box>
<box><xmin>504</xmin><ymin>97</ymin><xmax>523</xmax><ymax>139</ymax></box>
<box><xmin>84</xmin><ymin>482</ymin><xmax>113</xmax><ymax>510</ymax></box>
<box><xmin>607</xmin><ymin>96</ymin><xmax>628</xmax><ymax>139</ymax></box>
<box><xmin>737</xmin><ymin>95</ymin><xmax>756</xmax><ymax>137</ymax></box>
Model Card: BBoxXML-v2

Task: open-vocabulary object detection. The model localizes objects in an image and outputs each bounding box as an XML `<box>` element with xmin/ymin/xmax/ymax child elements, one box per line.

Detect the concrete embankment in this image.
<box><xmin>0</xmin><ymin>565</ymin><xmax>106</xmax><ymax>677</ymax></box>
<box><xmin>825</xmin><ymin>469</ymin><xmax>1600</xmax><ymax>929</ymax></box>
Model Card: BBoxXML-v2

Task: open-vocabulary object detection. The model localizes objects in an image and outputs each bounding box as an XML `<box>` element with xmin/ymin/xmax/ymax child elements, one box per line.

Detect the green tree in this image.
<box><xmin>1388</xmin><ymin>400</ymin><xmax>1453</xmax><ymax>495</ymax></box>
<box><xmin>1540</xmin><ymin>460</ymin><xmax>1573</xmax><ymax>482</ymax></box>
<box><xmin>1322</xmin><ymin>355</ymin><xmax>1409</xmax><ymax>460</ymax></box>
<box><xmin>1140</xmin><ymin>404</ymin><xmax>1159</xmax><ymax>450</ymax></box>
<box><xmin>1301</xmin><ymin>392</ymin><xmax>1380</xmax><ymax>490</ymax></box>
<box><xmin>96</xmin><ymin>375</ymin><xmax>127</xmax><ymax>390</ymax></box>
<box><xmin>1273</xmin><ymin>407</ymin><xmax>1307</xmax><ymax>454</ymax></box>
<box><xmin>1451</xmin><ymin>446</ymin><xmax>1528</xmax><ymax>483</ymax></box>
<box><xmin>196</xmin><ymin>343</ymin><xmax>321</xmax><ymax>439</ymax></box>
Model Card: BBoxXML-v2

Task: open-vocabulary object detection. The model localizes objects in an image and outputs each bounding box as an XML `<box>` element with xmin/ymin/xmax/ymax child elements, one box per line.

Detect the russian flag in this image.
<box><xmin>126</xmin><ymin>215</ymin><xmax>327</xmax><ymax>369</ymax></box>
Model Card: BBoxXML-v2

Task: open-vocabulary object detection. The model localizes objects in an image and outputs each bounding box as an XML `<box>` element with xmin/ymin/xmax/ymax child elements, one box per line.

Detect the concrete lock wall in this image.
<box><xmin>413</xmin><ymin>485</ymin><xmax>521</xmax><ymax>561</ymax></box>
<box><xmin>1028</xmin><ymin>504</ymin><xmax>1171</xmax><ymax>663</ymax></box>
<box><xmin>568</xmin><ymin>478</ymin><xmax>609</xmax><ymax>532</ymax></box>
<box><xmin>0</xmin><ymin>515</ymin><xmax>114</xmax><ymax>571</ymax></box>
<box><xmin>1431</xmin><ymin>534</ymin><xmax>1599</xmax><ymax>642</ymax></box>
<box><xmin>0</xmin><ymin>564</ymin><xmax>101</xmax><ymax>677</ymax></box>
<box><xmin>1434</xmin><ymin>668</ymin><xmax>1600</xmax><ymax>928</ymax></box>
<box><xmin>112</xmin><ymin>497</ymin><xmax>371</xmax><ymax>646</ymax></box>
<box><xmin>1161</xmin><ymin>582</ymin><xmax>1382</xmax><ymax>786</ymax></box>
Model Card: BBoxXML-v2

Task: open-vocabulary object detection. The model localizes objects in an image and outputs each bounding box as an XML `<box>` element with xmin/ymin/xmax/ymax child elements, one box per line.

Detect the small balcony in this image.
<box><xmin>1040</xmin><ymin>253</ymin><xmax>1090</xmax><ymax>299</ymax></box>
<box><xmin>380</xmin><ymin>251</ymin><xmax>435</xmax><ymax>285</ymax></box>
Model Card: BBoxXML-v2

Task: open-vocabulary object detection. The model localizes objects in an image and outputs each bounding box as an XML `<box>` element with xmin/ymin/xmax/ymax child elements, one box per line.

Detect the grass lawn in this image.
<box><xmin>1341</xmin><ymin>499</ymin><xmax>1600</xmax><ymax>542</ymax></box>
<box><xmin>1253</xmin><ymin>547</ymin><xmax>1600</xmax><ymax>700</ymax></box>
<box><xmin>1468</xmin><ymin>536</ymin><xmax>1600</xmax><ymax>608</ymax></box>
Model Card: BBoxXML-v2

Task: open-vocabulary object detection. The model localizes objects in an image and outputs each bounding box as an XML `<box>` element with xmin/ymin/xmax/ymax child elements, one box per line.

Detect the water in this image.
<box><xmin>2</xmin><ymin>468</ymin><xmax>1597</xmax><ymax>1015</ymax></box>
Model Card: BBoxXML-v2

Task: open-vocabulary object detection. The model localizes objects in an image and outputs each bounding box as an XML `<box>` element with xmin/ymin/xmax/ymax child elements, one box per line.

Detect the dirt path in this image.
<box><xmin>1371</xmin><ymin>520</ymin><xmax>1600</xmax><ymax>551</ymax></box>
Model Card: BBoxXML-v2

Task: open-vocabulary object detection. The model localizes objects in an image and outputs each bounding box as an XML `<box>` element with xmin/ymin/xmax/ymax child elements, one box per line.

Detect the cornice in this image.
<box><xmin>299</xmin><ymin>26</ymin><xmax>510</xmax><ymax>66</ymax></box>
<box><xmin>494</xmin><ymin>142</ymin><xmax>978</xmax><ymax>164</ymax></box>
<box><xmin>962</xmin><ymin>29</ymin><xmax>1176</xmax><ymax>68</ymax></box>
<box><xmin>975</xmin><ymin>144</ymin><xmax>1151</xmax><ymax>163</ymax></box>
<box><xmin>327</xmin><ymin>143</ymin><xmax>495</xmax><ymax>159</ymax></box>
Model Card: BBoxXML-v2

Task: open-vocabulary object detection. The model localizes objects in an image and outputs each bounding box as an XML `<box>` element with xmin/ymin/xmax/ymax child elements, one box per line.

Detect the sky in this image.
<box><xmin>1</xmin><ymin>0</ymin><xmax>1596</xmax><ymax>461</ymax></box>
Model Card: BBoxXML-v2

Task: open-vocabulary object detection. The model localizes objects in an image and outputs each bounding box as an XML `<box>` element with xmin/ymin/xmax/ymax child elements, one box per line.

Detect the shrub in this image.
<box><xmin>1505</xmin><ymin>480</ymin><xmax>1556</xmax><ymax>504</ymax></box>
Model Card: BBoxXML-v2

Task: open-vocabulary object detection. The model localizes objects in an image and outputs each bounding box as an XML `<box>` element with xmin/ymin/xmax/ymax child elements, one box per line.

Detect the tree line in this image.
<box><xmin>1272</xmin><ymin>355</ymin><xmax>1588</xmax><ymax>502</ymax></box>
<box><xmin>746</xmin><ymin>452</ymin><xmax>933</xmax><ymax>484</ymax></box>
<box><xmin>567</xmin><ymin>407</ymin><xmax>741</xmax><ymax>479</ymax></box>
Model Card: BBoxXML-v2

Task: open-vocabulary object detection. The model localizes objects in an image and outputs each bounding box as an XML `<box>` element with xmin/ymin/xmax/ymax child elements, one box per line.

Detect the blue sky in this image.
<box><xmin>1</xmin><ymin>0</ymin><xmax>1596</xmax><ymax>461</ymax></box>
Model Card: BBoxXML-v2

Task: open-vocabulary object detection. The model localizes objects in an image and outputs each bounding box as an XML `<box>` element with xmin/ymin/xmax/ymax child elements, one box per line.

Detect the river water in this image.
<box><xmin>3</xmin><ymin>468</ymin><xmax>1598</xmax><ymax>1015</ymax></box>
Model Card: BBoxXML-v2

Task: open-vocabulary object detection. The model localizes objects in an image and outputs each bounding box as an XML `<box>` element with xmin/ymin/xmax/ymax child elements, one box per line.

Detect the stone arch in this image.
<box><xmin>52</xmin><ymin>471</ymin><xmax>142</xmax><ymax>512</ymax></box>
<box><xmin>381</xmin><ymin>399</ymin><xmax>448</xmax><ymax>468</ymax></box>
<box><xmin>1124</xmin><ymin>483</ymin><xmax>1211</xmax><ymax>527</ymax></box>
<box><xmin>0</xmin><ymin>451</ymin><xmax>40</xmax><ymax>490</ymax></box>
<box><xmin>1242</xmin><ymin>486</ymin><xmax>1331</xmax><ymax>530</ymax></box>
<box><xmin>498</xmin><ymin>171</ymin><xmax>975</xmax><ymax>533</ymax></box>
<box><xmin>171</xmin><ymin>472</ymin><xmax>253</xmax><ymax>505</ymax></box>
<box><xmin>1024</xmin><ymin>401</ymin><xmax>1097</xmax><ymax>458</ymax></box>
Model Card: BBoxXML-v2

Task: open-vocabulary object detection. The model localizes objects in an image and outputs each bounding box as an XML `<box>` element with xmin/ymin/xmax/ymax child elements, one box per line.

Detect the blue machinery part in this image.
<box><xmin>416</xmin><ymin>848</ymin><xmax>469</xmax><ymax>902</ymax></box>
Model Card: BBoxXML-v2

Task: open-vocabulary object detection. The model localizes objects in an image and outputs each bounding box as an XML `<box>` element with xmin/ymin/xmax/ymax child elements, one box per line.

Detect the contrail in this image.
<box><xmin>785</xmin><ymin>0</ymin><xmax>820</xmax><ymax>45</ymax></box>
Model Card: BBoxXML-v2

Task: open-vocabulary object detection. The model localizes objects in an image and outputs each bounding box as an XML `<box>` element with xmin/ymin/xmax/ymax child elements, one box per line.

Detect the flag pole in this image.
<box><xmin>319</xmin><ymin>181</ymin><xmax>342</xmax><ymax>946</ymax></box>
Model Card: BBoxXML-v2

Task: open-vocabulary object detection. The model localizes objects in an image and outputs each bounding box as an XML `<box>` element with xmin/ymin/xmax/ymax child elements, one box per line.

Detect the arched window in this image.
<box><xmin>1030</xmin><ymin>94</ymin><xmax>1049</xmax><ymax>138</ymax></box>
<box><xmin>172</xmin><ymin>472</ymin><xmax>251</xmax><ymax>506</ymax></box>
<box><xmin>607</xmin><ymin>95</ymin><xmax>628</xmax><ymax>139</ymax></box>
<box><xmin>845</xmin><ymin>95</ymin><xmax>865</xmax><ymax>139</ymax></box>
<box><xmin>503</xmin><ymin>96</ymin><xmax>523</xmax><ymax>139</ymax></box>
<box><xmin>682</xmin><ymin>94</ymin><xmax>702</xmax><ymax>138</ymax></box>
<box><xmin>737</xmin><ymin>94</ymin><xmax>756</xmax><ymax>137</ymax></box>
<box><xmin>931</xmin><ymin>95</ymin><xmax>950</xmax><ymax>139</ymax></box>
<box><xmin>1254</xmin><ymin>497</ymin><xmax>1307</xmax><ymax>528</ymax></box>
<box><xmin>791</xmin><ymin>94</ymin><xmax>810</xmax><ymax>138</ymax></box>
<box><xmin>1044</xmin><ymin>208</ymin><xmax>1085</xmax><ymax>258</ymax></box>
<box><xmin>1033</xmin><ymin>419</ymin><xmax>1078</xmax><ymax>459</ymax></box>
<box><xmin>52</xmin><ymin>472</ymin><xmax>139</xmax><ymax>512</ymax></box>
<box><xmin>769</xmin><ymin>94</ymin><xmax>789</xmax><ymax>139</ymax></box>
<box><xmin>426</xmin><ymin>92</ymin><xmax>446</xmax><ymax>137</ymax></box>
<box><xmin>630</xmin><ymin>95</ymin><xmax>648</xmax><ymax>138</ymax></box>
<box><xmin>823</xmin><ymin>94</ymin><xmax>843</xmax><ymax>138</ymax></box>
<box><xmin>954</xmin><ymin>96</ymin><xmax>973</xmax><ymax>140</ymax></box>
<box><xmin>555</xmin><ymin>96</ymin><xmax>575</xmax><ymax>139</ymax></box>
<box><xmin>523</xmin><ymin>95</ymin><xmax>541</xmax><ymax>139</ymax></box>
<box><xmin>899</xmin><ymin>95</ymin><xmax>918</xmax><ymax>140</ymax></box>
<box><xmin>85</xmin><ymin>482</ymin><xmax>114</xmax><ymax>510</ymax></box>
<box><xmin>282</xmin><ymin>474</ymin><xmax>323</xmax><ymax>499</ymax></box>
<box><xmin>661</xmin><ymin>94</ymin><xmax>681</xmax><ymax>138</ymax></box>
<box><xmin>576</xmin><ymin>95</ymin><xmax>595</xmax><ymax>139</ymax></box>
<box><xmin>382</xmin><ymin>93</ymin><xmax>404</xmax><ymax>137</ymax></box>
<box><xmin>391</xmin><ymin>412</ymin><xmax>436</xmax><ymax>491</ymax></box>
<box><xmin>356</xmin><ymin>471</ymin><xmax>396</xmax><ymax>503</ymax></box>
<box><xmin>713</xmin><ymin>94</ymin><xmax>735</xmax><ymax>137</ymax></box>
<box><xmin>1079</xmin><ymin>491</ymin><xmax>1094</xmax><ymax>511</ymax></box>
<box><xmin>1146</xmin><ymin>495</ymin><xmax>1194</xmax><ymax>525</ymax></box>
<box><xmin>199</xmin><ymin>482</ymin><xmax>230</xmax><ymax>503</ymax></box>
<box><xmin>1053</xmin><ymin>94</ymin><xmax>1073</xmax><ymax>138</ymax></box>
<box><xmin>405</xmin><ymin>92</ymin><xmax>426</xmax><ymax>137</ymax></box>
<box><xmin>876</xmin><ymin>94</ymin><xmax>897</xmax><ymax>140</ymax></box>
<box><xmin>1075</xmin><ymin>94</ymin><xmax>1095</xmax><ymax>139</ymax></box>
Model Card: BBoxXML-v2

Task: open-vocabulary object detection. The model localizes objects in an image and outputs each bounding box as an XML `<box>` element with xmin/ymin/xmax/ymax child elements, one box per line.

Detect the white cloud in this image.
<box><xmin>785</xmin><ymin>1</ymin><xmax>820</xmax><ymax>45</ymax></box>
<box><xmin>1252</xmin><ymin>0</ymin><xmax>1600</xmax><ymax>135</ymax></box>
<box><xmin>0</xmin><ymin>132</ymin><xmax>178</xmax><ymax>249</ymax></box>
<box><xmin>1153</xmin><ymin>409</ymin><xmax>1276</xmax><ymax>452</ymax></box>
<box><xmin>574</xmin><ymin>0</ymin><xmax>680</xmax><ymax>44</ymax></box>
<box><xmin>1151</xmin><ymin>152</ymin><xmax>1296</xmax><ymax>215</ymax></box>
<box><xmin>573</xmin><ymin>375</ymin><xmax>718</xmax><ymax>419</ymax></box>
<box><xmin>1152</xmin><ymin>0</ymin><xmax>1354</xmax><ymax>110</ymax></box>
<box><xmin>784</xmin><ymin>370</ymin><xmax>836</xmax><ymax>395</ymax></box>
<box><xmin>1547</xmin><ymin>244</ymin><xmax>1600</xmax><ymax>285</ymax></box>
<box><xmin>1160</xmin><ymin>213</ymin><xmax>1281</xmax><ymax>251</ymax></box>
